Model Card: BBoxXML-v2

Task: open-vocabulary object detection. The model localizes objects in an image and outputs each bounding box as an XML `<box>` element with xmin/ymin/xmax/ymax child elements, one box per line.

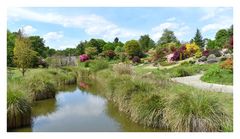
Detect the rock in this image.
<box><xmin>207</xmin><ymin>54</ymin><xmax>219</xmax><ymax>63</ymax></box>
<box><xmin>220</xmin><ymin>56</ymin><xmax>227</xmax><ymax>61</ymax></box>
<box><xmin>225</xmin><ymin>53</ymin><xmax>232</xmax><ymax>59</ymax></box>
<box><xmin>198</xmin><ymin>56</ymin><xmax>207</xmax><ymax>62</ymax></box>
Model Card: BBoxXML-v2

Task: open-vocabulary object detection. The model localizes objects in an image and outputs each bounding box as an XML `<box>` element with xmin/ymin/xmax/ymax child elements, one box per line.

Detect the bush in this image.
<box><xmin>85</xmin><ymin>47</ymin><xmax>98</xmax><ymax>58</ymax></box>
<box><xmin>124</xmin><ymin>40</ymin><xmax>142</xmax><ymax>57</ymax></box>
<box><xmin>79</xmin><ymin>54</ymin><xmax>89</xmax><ymax>62</ymax></box>
<box><xmin>185</xmin><ymin>42</ymin><xmax>201</xmax><ymax>57</ymax></box>
<box><xmin>113</xmin><ymin>63</ymin><xmax>133</xmax><ymax>75</ymax></box>
<box><xmin>202</xmin><ymin>50</ymin><xmax>209</xmax><ymax>57</ymax></box>
<box><xmin>90</xmin><ymin>60</ymin><xmax>109</xmax><ymax>72</ymax></box>
<box><xmin>132</xmin><ymin>56</ymin><xmax>141</xmax><ymax>63</ymax></box>
<box><xmin>174</xmin><ymin>68</ymin><xmax>191</xmax><ymax>77</ymax></box>
<box><xmin>221</xmin><ymin>58</ymin><xmax>233</xmax><ymax>71</ymax></box>
<box><xmin>201</xmin><ymin>64</ymin><xmax>233</xmax><ymax>85</ymax></box>
<box><xmin>104</xmin><ymin>50</ymin><xmax>116</xmax><ymax>60</ymax></box>
<box><xmin>164</xmin><ymin>91</ymin><xmax>231</xmax><ymax>131</ymax></box>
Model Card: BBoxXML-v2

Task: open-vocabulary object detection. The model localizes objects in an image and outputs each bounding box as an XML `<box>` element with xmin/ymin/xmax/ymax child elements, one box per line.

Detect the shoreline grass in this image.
<box><xmin>81</xmin><ymin>65</ymin><xmax>233</xmax><ymax>132</ymax></box>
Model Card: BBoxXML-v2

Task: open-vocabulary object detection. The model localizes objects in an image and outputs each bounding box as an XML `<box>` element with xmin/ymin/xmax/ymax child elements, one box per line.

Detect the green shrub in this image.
<box><xmin>201</xmin><ymin>65</ymin><xmax>233</xmax><ymax>85</ymax></box>
<box><xmin>90</xmin><ymin>60</ymin><xmax>109</xmax><ymax>72</ymax></box>
<box><xmin>164</xmin><ymin>91</ymin><xmax>231</xmax><ymax>132</ymax></box>
<box><xmin>173</xmin><ymin>68</ymin><xmax>192</xmax><ymax>77</ymax></box>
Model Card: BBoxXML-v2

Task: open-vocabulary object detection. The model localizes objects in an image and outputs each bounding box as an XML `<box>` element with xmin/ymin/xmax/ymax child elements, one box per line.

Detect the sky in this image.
<box><xmin>7</xmin><ymin>7</ymin><xmax>233</xmax><ymax>50</ymax></box>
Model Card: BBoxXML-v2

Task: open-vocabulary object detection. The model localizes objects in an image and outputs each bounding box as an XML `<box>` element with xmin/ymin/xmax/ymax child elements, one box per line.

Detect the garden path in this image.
<box><xmin>171</xmin><ymin>74</ymin><xmax>233</xmax><ymax>93</ymax></box>
<box><xmin>143</xmin><ymin>57</ymin><xmax>194</xmax><ymax>70</ymax></box>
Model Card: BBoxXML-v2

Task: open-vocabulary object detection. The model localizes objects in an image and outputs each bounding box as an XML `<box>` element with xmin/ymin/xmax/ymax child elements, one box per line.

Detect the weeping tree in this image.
<box><xmin>13</xmin><ymin>32</ymin><xmax>37</xmax><ymax>76</ymax></box>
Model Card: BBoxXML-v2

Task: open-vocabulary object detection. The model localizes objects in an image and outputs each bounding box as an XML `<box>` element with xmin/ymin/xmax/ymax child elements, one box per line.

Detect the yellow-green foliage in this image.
<box><xmin>185</xmin><ymin>42</ymin><xmax>201</xmax><ymax>57</ymax></box>
<box><xmin>13</xmin><ymin>36</ymin><xmax>37</xmax><ymax>76</ymax></box>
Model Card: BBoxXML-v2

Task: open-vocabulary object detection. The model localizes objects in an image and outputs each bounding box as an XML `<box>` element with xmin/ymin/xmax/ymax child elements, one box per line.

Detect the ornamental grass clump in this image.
<box><xmin>25</xmin><ymin>72</ymin><xmax>56</xmax><ymax>101</ymax></box>
<box><xmin>7</xmin><ymin>90</ymin><xmax>31</xmax><ymax>129</ymax></box>
<box><xmin>163</xmin><ymin>91</ymin><xmax>231</xmax><ymax>132</ymax></box>
<box><xmin>130</xmin><ymin>93</ymin><xmax>166</xmax><ymax>128</ymax></box>
<box><xmin>113</xmin><ymin>63</ymin><xmax>133</xmax><ymax>75</ymax></box>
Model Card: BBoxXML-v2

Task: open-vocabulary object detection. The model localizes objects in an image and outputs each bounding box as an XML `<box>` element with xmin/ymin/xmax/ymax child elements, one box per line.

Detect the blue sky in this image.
<box><xmin>7</xmin><ymin>7</ymin><xmax>233</xmax><ymax>50</ymax></box>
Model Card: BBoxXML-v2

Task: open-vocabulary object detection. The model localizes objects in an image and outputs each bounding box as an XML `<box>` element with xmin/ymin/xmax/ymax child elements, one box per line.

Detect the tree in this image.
<box><xmin>85</xmin><ymin>47</ymin><xmax>98</xmax><ymax>58</ymax></box>
<box><xmin>157</xmin><ymin>29</ymin><xmax>179</xmax><ymax>46</ymax></box>
<box><xmin>193</xmin><ymin>29</ymin><xmax>204</xmax><ymax>48</ymax></box>
<box><xmin>76</xmin><ymin>41</ymin><xmax>87</xmax><ymax>55</ymax></box>
<box><xmin>138</xmin><ymin>34</ymin><xmax>155</xmax><ymax>51</ymax></box>
<box><xmin>228</xmin><ymin>25</ymin><xmax>233</xmax><ymax>36</ymax></box>
<box><xmin>86</xmin><ymin>39</ymin><xmax>106</xmax><ymax>54</ymax></box>
<box><xmin>46</xmin><ymin>47</ymin><xmax>56</xmax><ymax>57</ymax></box>
<box><xmin>13</xmin><ymin>35</ymin><xmax>37</xmax><ymax>76</ymax></box>
<box><xmin>7</xmin><ymin>30</ymin><xmax>17</xmax><ymax>67</ymax></box>
<box><xmin>206</xmin><ymin>39</ymin><xmax>216</xmax><ymax>49</ymax></box>
<box><xmin>215</xmin><ymin>29</ymin><xmax>229</xmax><ymax>49</ymax></box>
<box><xmin>124</xmin><ymin>40</ymin><xmax>141</xmax><ymax>57</ymax></box>
<box><xmin>29</xmin><ymin>36</ymin><xmax>47</xmax><ymax>58</ymax></box>
<box><xmin>103</xmin><ymin>42</ymin><xmax>115</xmax><ymax>51</ymax></box>
<box><xmin>114</xmin><ymin>37</ymin><xmax>119</xmax><ymax>43</ymax></box>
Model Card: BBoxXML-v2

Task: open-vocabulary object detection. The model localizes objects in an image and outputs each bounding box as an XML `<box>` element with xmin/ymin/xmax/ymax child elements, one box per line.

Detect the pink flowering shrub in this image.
<box><xmin>79</xmin><ymin>54</ymin><xmax>89</xmax><ymax>62</ymax></box>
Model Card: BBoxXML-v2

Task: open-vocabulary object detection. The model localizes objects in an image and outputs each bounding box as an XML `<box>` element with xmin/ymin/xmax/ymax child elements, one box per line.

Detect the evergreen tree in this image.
<box><xmin>193</xmin><ymin>29</ymin><xmax>204</xmax><ymax>48</ymax></box>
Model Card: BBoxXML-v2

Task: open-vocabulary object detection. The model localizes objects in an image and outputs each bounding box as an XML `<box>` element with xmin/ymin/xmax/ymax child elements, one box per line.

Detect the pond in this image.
<box><xmin>12</xmin><ymin>83</ymin><xmax>166</xmax><ymax>132</ymax></box>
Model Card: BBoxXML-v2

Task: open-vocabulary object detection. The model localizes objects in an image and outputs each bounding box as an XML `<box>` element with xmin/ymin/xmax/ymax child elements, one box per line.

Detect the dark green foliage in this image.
<box><xmin>193</xmin><ymin>29</ymin><xmax>204</xmax><ymax>48</ymax></box>
<box><xmin>7</xmin><ymin>30</ymin><xmax>17</xmax><ymax>67</ymax></box>
<box><xmin>76</xmin><ymin>41</ymin><xmax>87</xmax><ymax>55</ymax></box>
<box><xmin>29</xmin><ymin>36</ymin><xmax>47</xmax><ymax>58</ymax></box>
<box><xmin>86</xmin><ymin>38</ymin><xmax>106</xmax><ymax>53</ymax></box>
<box><xmin>103</xmin><ymin>42</ymin><xmax>115</xmax><ymax>51</ymax></box>
<box><xmin>215</xmin><ymin>29</ymin><xmax>229</xmax><ymax>49</ymax></box>
<box><xmin>157</xmin><ymin>29</ymin><xmax>180</xmax><ymax>46</ymax></box>
<box><xmin>138</xmin><ymin>34</ymin><xmax>155</xmax><ymax>51</ymax></box>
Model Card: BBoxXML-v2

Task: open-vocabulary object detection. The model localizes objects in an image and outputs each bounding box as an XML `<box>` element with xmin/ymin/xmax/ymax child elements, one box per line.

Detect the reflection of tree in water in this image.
<box><xmin>106</xmin><ymin>101</ymin><xmax>167</xmax><ymax>132</ymax></box>
<box><xmin>31</xmin><ymin>98</ymin><xmax>57</xmax><ymax>117</ymax></box>
<box><xmin>78</xmin><ymin>78</ymin><xmax>106</xmax><ymax>97</ymax></box>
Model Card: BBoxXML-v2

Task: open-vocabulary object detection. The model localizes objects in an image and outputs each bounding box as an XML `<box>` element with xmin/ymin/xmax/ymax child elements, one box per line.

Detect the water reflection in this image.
<box><xmin>31</xmin><ymin>88</ymin><xmax>120</xmax><ymax>132</ymax></box>
<box><xmin>13</xmin><ymin>80</ymin><xmax>165</xmax><ymax>132</ymax></box>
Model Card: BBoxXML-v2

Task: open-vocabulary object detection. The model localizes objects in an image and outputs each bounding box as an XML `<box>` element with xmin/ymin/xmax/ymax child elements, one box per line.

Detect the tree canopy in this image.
<box><xmin>157</xmin><ymin>29</ymin><xmax>179</xmax><ymax>46</ymax></box>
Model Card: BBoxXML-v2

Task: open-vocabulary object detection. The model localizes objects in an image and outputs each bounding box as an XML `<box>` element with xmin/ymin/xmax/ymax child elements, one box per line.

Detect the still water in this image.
<box><xmin>13</xmin><ymin>84</ymin><xmax>164</xmax><ymax>132</ymax></box>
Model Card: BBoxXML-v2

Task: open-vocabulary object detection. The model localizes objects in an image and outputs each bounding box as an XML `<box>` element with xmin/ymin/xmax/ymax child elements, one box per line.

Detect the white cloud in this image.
<box><xmin>200</xmin><ymin>8</ymin><xmax>229</xmax><ymax>21</ymax></box>
<box><xmin>200</xmin><ymin>8</ymin><xmax>232</xmax><ymax>35</ymax></box>
<box><xmin>8</xmin><ymin>8</ymin><xmax>140</xmax><ymax>41</ymax></box>
<box><xmin>22</xmin><ymin>25</ymin><xmax>37</xmax><ymax>35</ymax></box>
<box><xmin>201</xmin><ymin>23</ymin><xmax>229</xmax><ymax>33</ymax></box>
<box><xmin>151</xmin><ymin>22</ymin><xmax>190</xmax><ymax>41</ymax></box>
<box><xmin>43</xmin><ymin>31</ymin><xmax>64</xmax><ymax>41</ymax></box>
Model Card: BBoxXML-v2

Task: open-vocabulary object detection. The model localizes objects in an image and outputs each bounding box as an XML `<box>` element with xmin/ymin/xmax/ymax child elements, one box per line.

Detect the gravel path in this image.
<box><xmin>171</xmin><ymin>74</ymin><xmax>233</xmax><ymax>93</ymax></box>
